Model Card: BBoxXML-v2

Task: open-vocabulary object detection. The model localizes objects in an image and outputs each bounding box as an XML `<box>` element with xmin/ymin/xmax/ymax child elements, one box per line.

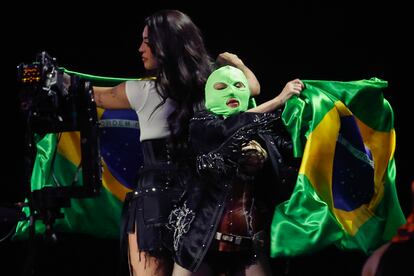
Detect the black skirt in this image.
<box><xmin>121</xmin><ymin>138</ymin><xmax>191</xmax><ymax>256</ymax></box>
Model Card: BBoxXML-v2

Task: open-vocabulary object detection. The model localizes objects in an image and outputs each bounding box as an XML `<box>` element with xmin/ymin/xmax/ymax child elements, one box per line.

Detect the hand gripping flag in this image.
<box><xmin>271</xmin><ymin>78</ymin><xmax>406</xmax><ymax>257</ymax></box>
<box><xmin>14</xmin><ymin>70</ymin><xmax>143</xmax><ymax>239</ymax></box>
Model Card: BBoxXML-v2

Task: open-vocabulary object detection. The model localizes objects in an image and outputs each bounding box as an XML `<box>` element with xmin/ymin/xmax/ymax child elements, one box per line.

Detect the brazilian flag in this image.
<box><xmin>15</xmin><ymin>70</ymin><xmax>143</xmax><ymax>239</ymax></box>
<box><xmin>271</xmin><ymin>78</ymin><xmax>406</xmax><ymax>257</ymax></box>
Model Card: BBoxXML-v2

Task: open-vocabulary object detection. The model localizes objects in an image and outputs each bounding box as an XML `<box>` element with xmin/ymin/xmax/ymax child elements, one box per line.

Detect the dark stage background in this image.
<box><xmin>2</xmin><ymin>1</ymin><xmax>413</xmax><ymax>275</ymax></box>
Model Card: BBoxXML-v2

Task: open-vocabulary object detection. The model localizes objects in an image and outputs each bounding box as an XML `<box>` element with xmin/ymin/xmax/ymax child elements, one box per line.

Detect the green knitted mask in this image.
<box><xmin>205</xmin><ymin>65</ymin><xmax>250</xmax><ymax>117</ymax></box>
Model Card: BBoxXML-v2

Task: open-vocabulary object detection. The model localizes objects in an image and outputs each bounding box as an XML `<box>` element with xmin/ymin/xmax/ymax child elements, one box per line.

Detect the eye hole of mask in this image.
<box><xmin>213</xmin><ymin>81</ymin><xmax>245</xmax><ymax>90</ymax></box>
<box><xmin>234</xmin><ymin>81</ymin><xmax>245</xmax><ymax>88</ymax></box>
<box><xmin>213</xmin><ymin>82</ymin><xmax>228</xmax><ymax>90</ymax></box>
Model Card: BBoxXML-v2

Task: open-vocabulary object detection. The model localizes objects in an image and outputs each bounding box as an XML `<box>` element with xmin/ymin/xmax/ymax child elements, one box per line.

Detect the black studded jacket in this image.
<box><xmin>168</xmin><ymin>109</ymin><xmax>299</xmax><ymax>272</ymax></box>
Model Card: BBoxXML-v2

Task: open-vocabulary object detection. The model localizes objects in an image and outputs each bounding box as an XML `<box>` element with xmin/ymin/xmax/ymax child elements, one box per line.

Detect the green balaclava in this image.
<box><xmin>205</xmin><ymin>65</ymin><xmax>251</xmax><ymax>117</ymax></box>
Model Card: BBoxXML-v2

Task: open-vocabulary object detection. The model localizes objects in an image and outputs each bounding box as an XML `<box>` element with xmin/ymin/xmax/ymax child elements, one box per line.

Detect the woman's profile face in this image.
<box><xmin>139</xmin><ymin>26</ymin><xmax>158</xmax><ymax>70</ymax></box>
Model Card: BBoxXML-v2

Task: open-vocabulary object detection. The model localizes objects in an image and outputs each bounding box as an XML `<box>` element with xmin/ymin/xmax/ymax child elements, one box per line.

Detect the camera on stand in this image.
<box><xmin>14</xmin><ymin>51</ymin><xmax>102</xmax><ymax>241</ymax></box>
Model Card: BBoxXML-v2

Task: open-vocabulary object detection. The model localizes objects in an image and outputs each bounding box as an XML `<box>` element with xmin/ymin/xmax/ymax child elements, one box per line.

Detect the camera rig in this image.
<box><xmin>15</xmin><ymin>51</ymin><xmax>102</xmax><ymax>239</ymax></box>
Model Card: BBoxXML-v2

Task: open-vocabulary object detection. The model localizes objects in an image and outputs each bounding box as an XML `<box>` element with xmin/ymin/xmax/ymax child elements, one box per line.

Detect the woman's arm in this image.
<box><xmin>248</xmin><ymin>79</ymin><xmax>304</xmax><ymax>113</ymax></box>
<box><xmin>216</xmin><ymin>52</ymin><xmax>261</xmax><ymax>97</ymax></box>
<box><xmin>92</xmin><ymin>82</ymin><xmax>131</xmax><ymax>109</ymax></box>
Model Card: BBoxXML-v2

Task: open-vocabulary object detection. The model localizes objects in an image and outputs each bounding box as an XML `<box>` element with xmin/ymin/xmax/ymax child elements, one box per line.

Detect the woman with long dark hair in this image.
<box><xmin>93</xmin><ymin>9</ymin><xmax>260</xmax><ymax>276</ymax></box>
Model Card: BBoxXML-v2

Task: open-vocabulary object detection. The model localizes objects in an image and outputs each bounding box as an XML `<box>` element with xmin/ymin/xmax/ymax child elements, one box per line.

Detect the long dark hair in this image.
<box><xmin>145</xmin><ymin>9</ymin><xmax>213</xmax><ymax>148</ymax></box>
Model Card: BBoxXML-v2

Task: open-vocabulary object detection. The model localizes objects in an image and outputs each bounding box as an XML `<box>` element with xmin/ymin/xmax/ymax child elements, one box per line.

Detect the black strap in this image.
<box><xmin>214</xmin><ymin>232</ymin><xmax>253</xmax><ymax>247</ymax></box>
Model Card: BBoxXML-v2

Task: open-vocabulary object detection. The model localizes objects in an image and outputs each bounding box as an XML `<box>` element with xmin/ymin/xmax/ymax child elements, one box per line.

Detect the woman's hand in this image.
<box><xmin>216</xmin><ymin>52</ymin><xmax>244</xmax><ymax>68</ymax></box>
<box><xmin>277</xmin><ymin>79</ymin><xmax>304</xmax><ymax>105</ymax></box>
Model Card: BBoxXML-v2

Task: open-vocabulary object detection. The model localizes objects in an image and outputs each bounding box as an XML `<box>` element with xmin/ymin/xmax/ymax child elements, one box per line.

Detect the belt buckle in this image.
<box><xmin>234</xmin><ymin>236</ymin><xmax>242</xmax><ymax>245</ymax></box>
<box><xmin>222</xmin><ymin>234</ymin><xmax>234</xmax><ymax>242</ymax></box>
<box><xmin>216</xmin><ymin>232</ymin><xmax>245</xmax><ymax>245</ymax></box>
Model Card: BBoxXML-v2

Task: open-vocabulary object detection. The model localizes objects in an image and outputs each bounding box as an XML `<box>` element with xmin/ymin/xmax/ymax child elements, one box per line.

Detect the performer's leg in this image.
<box><xmin>128</xmin><ymin>232</ymin><xmax>172</xmax><ymax>276</ymax></box>
<box><xmin>239</xmin><ymin>263</ymin><xmax>267</xmax><ymax>276</ymax></box>
<box><xmin>361</xmin><ymin>242</ymin><xmax>391</xmax><ymax>276</ymax></box>
<box><xmin>172</xmin><ymin>262</ymin><xmax>213</xmax><ymax>276</ymax></box>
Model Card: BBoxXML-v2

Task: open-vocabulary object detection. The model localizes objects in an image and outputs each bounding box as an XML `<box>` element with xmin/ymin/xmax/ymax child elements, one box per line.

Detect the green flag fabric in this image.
<box><xmin>271</xmin><ymin>78</ymin><xmax>406</xmax><ymax>257</ymax></box>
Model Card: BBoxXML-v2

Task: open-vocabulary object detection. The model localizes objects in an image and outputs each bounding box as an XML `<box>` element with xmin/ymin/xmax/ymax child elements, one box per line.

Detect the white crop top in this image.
<box><xmin>125</xmin><ymin>80</ymin><xmax>176</xmax><ymax>141</ymax></box>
